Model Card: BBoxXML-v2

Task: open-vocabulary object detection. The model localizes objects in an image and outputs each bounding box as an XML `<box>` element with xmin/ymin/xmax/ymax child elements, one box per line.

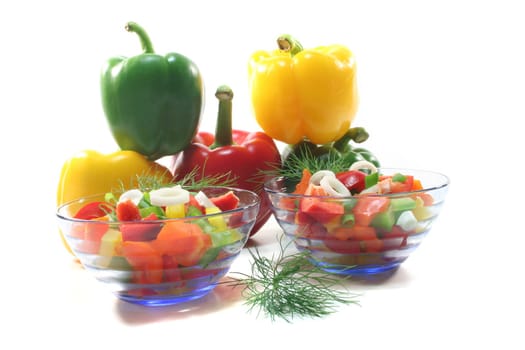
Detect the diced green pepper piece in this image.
<box><xmin>104</xmin><ymin>192</ymin><xmax>118</xmax><ymax>206</ymax></box>
<box><xmin>186</xmin><ymin>205</ymin><xmax>216</xmax><ymax>232</ymax></box>
<box><xmin>139</xmin><ymin>206</ymin><xmax>165</xmax><ymax>218</ymax></box>
<box><xmin>371</xmin><ymin>208</ymin><xmax>396</xmax><ymax>231</ymax></box>
<box><xmin>365</xmin><ymin>172</ymin><xmax>379</xmax><ymax>189</ymax></box>
<box><xmin>342</xmin><ymin>198</ymin><xmax>358</xmax><ymax>211</ymax></box>
<box><xmin>199</xmin><ymin>247</ymin><xmax>222</xmax><ymax>268</ymax></box>
<box><xmin>341</xmin><ymin>213</ymin><xmax>355</xmax><ymax>226</ymax></box>
<box><xmin>390</xmin><ymin>197</ymin><xmax>417</xmax><ymax>211</ymax></box>
<box><xmin>186</xmin><ymin>205</ymin><xmax>204</xmax><ymax>216</ymax></box>
<box><xmin>392</xmin><ymin>173</ymin><xmax>407</xmax><ymax>182</ymax></box>
<box><xmin>207</xmin><ymin>229</ymin><xmax>242</xmax><ymax>247</ymax></box>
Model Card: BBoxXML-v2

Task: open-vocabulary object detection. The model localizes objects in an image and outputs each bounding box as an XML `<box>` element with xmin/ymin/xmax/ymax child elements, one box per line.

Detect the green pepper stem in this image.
<box><xmin>277</xmin><ymin>34</ymin><xmax>303</xmax><ymax>56</ymax></box>
<box><xmin>211</xmin><ymin>85</ymin><xmax>234</xmax><ymax>149</ymax></box>
<box><xmin>332</xmin><ymin>127</ymin><xmax>370</xmax><ymax>152</ymax></box>
<box><xmin>125</xmin><ymin>22</ymin><xmax>155</xmax><ymax>54</ymax></box>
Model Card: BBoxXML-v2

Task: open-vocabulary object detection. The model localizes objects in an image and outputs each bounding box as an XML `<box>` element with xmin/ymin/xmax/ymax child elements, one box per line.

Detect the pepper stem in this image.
<box><xmin>277</xmin><ymin>34</ymin><xmax>304</xmax><ymax>56</ymax></box>
<box><xmin>125</xmin><ymin>22</ymin><xmax>155</xmax><ymax>54</ymax></box>
<box><xmin>333</xmin><ymin>127</ymin><xmax>370</xmax><ymax>152</ymax></box>
<box><xmin>211</xmin><ymin>85</ymin><xmax>234</xmax><ymax>149</ymax></box>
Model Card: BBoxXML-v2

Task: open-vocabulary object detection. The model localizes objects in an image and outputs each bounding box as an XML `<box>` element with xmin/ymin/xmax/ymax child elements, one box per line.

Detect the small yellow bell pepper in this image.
<box><xmin>56</xmin><ymin>149</ymin><xmax>172</xmax><ymax>254</ymax></box>
<box><xmin>248</xmin><ymin>34</ymin><xmax>359</xmax><ymax>145</ymax></box>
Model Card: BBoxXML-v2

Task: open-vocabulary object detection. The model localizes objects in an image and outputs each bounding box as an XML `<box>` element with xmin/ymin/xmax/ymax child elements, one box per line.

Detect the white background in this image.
<box><xmin>1</xmin><ymin>0</ymin><xmax>524</xmax><ymax>349</ymax></box>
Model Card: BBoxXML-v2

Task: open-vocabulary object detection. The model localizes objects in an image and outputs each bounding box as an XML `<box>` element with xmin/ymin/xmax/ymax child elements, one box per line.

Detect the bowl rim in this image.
<box><xmin>263</xmin><ymin>167</ymin><xmax>450</xmax><ymax>199</ymax></box>
<box><xmin>56</xmin><ymin>185</ymin><xmax>261</xmax><ymax>223</ymax></box>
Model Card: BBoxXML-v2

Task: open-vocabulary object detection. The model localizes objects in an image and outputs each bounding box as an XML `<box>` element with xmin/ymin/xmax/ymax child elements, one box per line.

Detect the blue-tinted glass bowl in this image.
<box><xmin>264</xmin><ymin>168</ymin><xmax>449</xmax><ymax>276</ymax></box>
<box><xmin>57</xmin><ymin>187</ymin><xmax>260</xmax><ymax>306</ymax></box>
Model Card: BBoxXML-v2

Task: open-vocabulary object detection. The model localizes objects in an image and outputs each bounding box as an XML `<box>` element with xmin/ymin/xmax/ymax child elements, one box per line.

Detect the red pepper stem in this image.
<box><xmin>211</xmin><ymin>85</ymin><xmax>234</xmax><ymax>149</ymax></box>
<box><xmin>277</xmin><ymin>34</ymin><xmax>303</xmax><ymax>57</ymax></box>
<box><xmin>125</xmin><ymin>22</ymin><xmax>155</xmax><ymax>54</ymax></box>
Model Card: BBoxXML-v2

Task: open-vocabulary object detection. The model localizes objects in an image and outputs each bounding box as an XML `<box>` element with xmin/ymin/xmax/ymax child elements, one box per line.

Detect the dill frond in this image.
<box><xmin>227</xmin><ymin>236</ymin><xmax>360</xmax><ymax>322</ymax></box>
<box><xmin>175</xmin><ymin>166</ymin><xmax>238</xmax><ymax>191</ymax></box>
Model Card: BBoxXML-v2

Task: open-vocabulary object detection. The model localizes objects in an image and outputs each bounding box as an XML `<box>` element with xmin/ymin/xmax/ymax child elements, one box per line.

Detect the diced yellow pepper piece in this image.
<box><xmin>205</xmin><ymin>206</ymin><xmax>227</xmax><ymax>230</ymax></box>
<box><xmin>412</xmin><ymin>197</ymin><xmax>433</xmax><ymax>221</ymax></box>
<box><xmin>97</xmin><ymin>228</ymin><xmax>123</xmax><ymax>267</ymax></box>
<box><xmin>166</xmin><ymin>203</ymin><xmax>186</xmax><ymax>218</ymax></box>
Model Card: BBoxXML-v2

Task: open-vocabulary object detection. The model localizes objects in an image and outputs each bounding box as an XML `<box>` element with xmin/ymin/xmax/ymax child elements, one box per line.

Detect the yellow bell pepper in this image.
<box><xmin>248</xmin><ymin>35</ymin><xmax>359</xmax><ymax>145</ymax></box>
<box><xmin>56</xmin><ymin>149</ymin><xmax>172</xmax><ymax>254</ymax></box>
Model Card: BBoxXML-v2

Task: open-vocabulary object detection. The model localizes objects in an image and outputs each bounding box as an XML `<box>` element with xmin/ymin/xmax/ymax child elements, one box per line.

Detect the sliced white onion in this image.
<box><xmin>396</xmin><ymin>211</ymin><xmax>418</xmax><ymax>231</ymax></box>
<box><xmin>310</xmin><ymin>170</ymin><xmax>336</xmax><ymax>185</ymax></box>
<box><xmin>118</xmin><ymin>189</ymin><xmax>144</xmax><ymax>205</ymax></box>
<box><xmin>349</xmin><ymin>160</ymin><xmax>378</xmax><ymax>174</ymax></box>
<box><xmin>194</xmin><ymin>191</ymin><xmax>215</xmax><ymax>208</ymax></box>
<box><xmin>360</xmin><ymin>184</ymin><xmax>379</xmax><ymax>194</ymax></box>
<box><xmin>320</xmin><ymin>176</ymin><xmax>351</xmax><ymax>197</ymax></box>
<box><xmin>149</xmin><ymin>185</ymin><xmax>190</xmax><ymax>207</ymax></box>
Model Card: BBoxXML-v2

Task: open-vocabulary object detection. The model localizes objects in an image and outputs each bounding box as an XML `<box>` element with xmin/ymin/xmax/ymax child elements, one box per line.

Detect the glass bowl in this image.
<box><xmin>264</xmin><ymin>168</ymin><xmax>449</xmax><ymax>276</ymax></box>
<box><xmin>56</xmin><ymin>187</ymin><xmax>260</xmax><ymax>306</ymax></box>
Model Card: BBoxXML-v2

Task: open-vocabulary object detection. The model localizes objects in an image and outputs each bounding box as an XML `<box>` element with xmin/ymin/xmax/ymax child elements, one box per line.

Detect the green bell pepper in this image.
<box><xmin>282</xmin><ymin>127</ymin><xmax>381</xmax><ymax>168</ymax></box>
<box><xmin>101</xmin><ymin>22</ymin><xmax>204</xmax><ymax>160</ymax></box>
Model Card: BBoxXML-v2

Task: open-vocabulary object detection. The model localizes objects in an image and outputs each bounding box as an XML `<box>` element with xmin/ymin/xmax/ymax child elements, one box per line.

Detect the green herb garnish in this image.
<box><xmin>226</xmin><ymin>236</ymin><xmax>360</xmax><ymax>322</ymax></box>
<box><xmin>259</xmin><ymin>148</ymin><xmax>353</xmax><ymax>192</ymax></box>
<box><xmin>113</xmin><ymin>166</ymin><xmax>238</xmax><ymax>194</ymax></box>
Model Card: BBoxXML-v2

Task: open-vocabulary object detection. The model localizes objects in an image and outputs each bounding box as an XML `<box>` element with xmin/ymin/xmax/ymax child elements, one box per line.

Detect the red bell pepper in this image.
<box><xmin>171</xmin><ymin>85</ymin><xmax>282</xmax><ymax>236</ymax></box>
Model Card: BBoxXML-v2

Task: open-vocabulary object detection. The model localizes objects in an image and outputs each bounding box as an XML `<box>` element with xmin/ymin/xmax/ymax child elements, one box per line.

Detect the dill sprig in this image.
<box><xmin>113</xmin><ymin>166</ymin><xmax>238</xmax><ymax>194</ymax></box>
<box><xmin>280</xmin><ymin>147</ymin><xmax>350</xmax><ymax>184</ymax></box>
<box><xmin>227</xmin><ymin>236</ymin><xmax>360</xmax><ymax>322</ymax></box>
<box><xmin>257</xmin><ymin>147</ymin><xmax>352</xmax><ymax>192</ymax></box>
<box><xmin>173</xmin><ymin>166</ymin><xmax>238</xmax><ymax>191</ymax></box>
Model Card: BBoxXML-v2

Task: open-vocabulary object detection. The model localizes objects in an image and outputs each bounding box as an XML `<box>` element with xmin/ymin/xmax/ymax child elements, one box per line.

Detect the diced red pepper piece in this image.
<box><xmin>412</xmin><ymin>192</ymin><xmax>434</xmax><ymax>206</ymax></box>
<box><xmin>336</xmin><ymin>170</ymin><xmax>366</xmax><ymax>193</ymax></box>
<box><xmin>74</xmin><ymin>201</ymin><xmax>113</xmax><ymax>220</ymax></box>
<box><xmin>331</xmin><ymin>225</ymin><xmax>376</xmax><ymax>241</ymax></box>
<box><xmin>188</xmin><ymin>194</ymin><xmax>206</xmax><ymax>214</ymax></box>
<box><xmin>352</xmin><ymin>196</ymin><xmax>390</xmax><ymax>226</ymax></box>
<box><xmin>304</xmin><ymin>183</ymin><xmax>328</xmax><ymax>196</ymax></box>
<box><xmin>411</xmin><ymin>179</ymin><xmax>423</xmax><ymax>191</ymax></box>
<box><xmin>324</xmin><ymin>238</ymin><xmax>361</xmax><ymax>254</ymax></box>
<box><xmin>300</xmin><ymin>198</ymin><xmax>344</xmax><ymax>224</ymax></box>
<box><xmin>120</xmin><ymin>213</ymin><xmax>161</xmax><ymax>242</ymax></box>
<box><xmin>391</xmin><ymin>175</ymin><xmax>414</xmax><ymax>193</ymax></box>
<box><xmin>210</xmin><ymin>190</ymin><xmax>240</xmax><ymax>211</ymax></box>
<box><xmin>70</xmin><ymin>216</ymin><xmax>110</xmax><ymax>254</ymax></box>
<box><xmin>162</xmin><ymin>255</ymin><xmax>182</xmax><ymax>282</ymax></box>
<box><xmin>116</xmin><ymin>199</ymin><xmax>141</xmax><ymax>221</ymax></box>
<box><xmin>381</xmin><ymin>225</ymin><xmax>409</xmax><ymax>250</ymax></box>
<box><xmin>361</xmin><ymin>239</ymin><xmax>383</xmax><ymax>253</ymax></box>
<box><xmin>331</xmin><ymin>225</ymin><xmax>383</xmax><ymax>253</ymax></box>
<box><xmin>152</xmin><ymin>221</ymin><xmax>212</xmax><ymax>266</ymax></box>
<box><xmin>296</xmin><ymin>220</ymin><xmax>328</xmax><ymax>239</ymax></box>
<box><xmin>293</xmin><ymin>168</ymin><xmax>312</xmax><ymax>194</ymax></box>
<box><xmin>121</xmin><ymin>241</ymin><xmax>163</xmax><ymax>284</ymax></box>
<box><xmin>279</xmin><ymin>197</ymin><xmax>298</xmax><ymax>211</ymax></box>
<box><xmin>380</xmin><ymin>175</ymin><xmax>414</xmax><ymax>193</ymax></box>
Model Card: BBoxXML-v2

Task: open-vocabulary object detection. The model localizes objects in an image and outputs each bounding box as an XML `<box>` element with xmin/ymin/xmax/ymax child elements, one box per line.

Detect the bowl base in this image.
<box><xmin>312</xmin><ymin>259</ymin><xmax>403</xmax><ymax>277</ymax></box>
<box><xmin>115</xmin><ymin>284</ymin><xmax>218</xmax><ymax>307</ymax></box>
